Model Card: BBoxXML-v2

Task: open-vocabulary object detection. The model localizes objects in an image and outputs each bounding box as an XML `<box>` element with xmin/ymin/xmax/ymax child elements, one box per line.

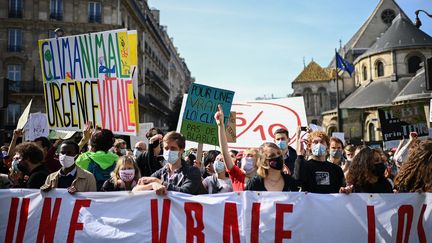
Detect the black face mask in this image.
<box><xmin>373</xmin><ymin>163</ymin><xmax>386</xmax><ymax>177</ymax></box>
<box><xmin>268</xmin><ymin>156</ymin><xmax>284</xmax><ymax>170</ymax></box>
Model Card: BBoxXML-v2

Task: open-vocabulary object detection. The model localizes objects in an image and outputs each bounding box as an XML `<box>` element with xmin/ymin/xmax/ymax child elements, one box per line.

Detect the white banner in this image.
<box><xmin>230</xmin><ymin>97</ymin><xmax>308</xmax><ymax>149</ymax></box>
<box><xmin>1</xmin><ymin>190</ymin><xmax>431</xmax><ymax>243</ymax></box>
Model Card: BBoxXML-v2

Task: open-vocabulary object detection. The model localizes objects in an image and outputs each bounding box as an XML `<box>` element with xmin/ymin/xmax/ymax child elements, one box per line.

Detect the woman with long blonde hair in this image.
<box><xmin>101</xmin><ymin>156</ymin><xmax>141</xmax><ymax>191</ymax></box>
<box><xmin>245</xmin><ymin>142</ymin><xmax>298</xmax><ymax>191</ymax></box>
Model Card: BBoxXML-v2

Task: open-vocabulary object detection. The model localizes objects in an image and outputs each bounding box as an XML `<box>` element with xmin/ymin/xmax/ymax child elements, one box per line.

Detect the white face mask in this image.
<box><xmin>120</xmin><ymin>148</ymin><xmax>127</xmax><ymax>155</ymax></box>
<box><xmin>163</xmin><ymin>150</ymin><xmax>179</xmax><ymax>164</ymax></box>
<box><xmin>213</xmin><ymin>160</ymin><xmax>226</xmax><ymax>173</ymax></box>
<box><xmin>242</xmin><ymin>157</ymin><xmax>255</xmax><ymax>173</ymax></box>
<box><xmin>59</xmin><ymin>154</ymin><xmax>75</xmax><ymax>168</ymax></box>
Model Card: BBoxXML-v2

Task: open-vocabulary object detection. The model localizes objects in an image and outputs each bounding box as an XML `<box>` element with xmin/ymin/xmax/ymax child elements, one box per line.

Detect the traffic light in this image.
<box><xmin>426</xmin><ymin>57</ymin><xmax>432</xmax><ymax>90</ymax></box>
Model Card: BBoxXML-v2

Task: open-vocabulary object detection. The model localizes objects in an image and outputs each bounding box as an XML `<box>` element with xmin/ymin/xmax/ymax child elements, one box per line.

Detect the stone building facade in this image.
<box><xmin>0</xmin><ymin>0</ymin><xmax>193</xmax><ymax>143</ymax></box>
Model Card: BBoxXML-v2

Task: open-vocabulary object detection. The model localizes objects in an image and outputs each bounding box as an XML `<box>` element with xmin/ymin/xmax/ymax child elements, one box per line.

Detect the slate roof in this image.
<box><xmin>339</xmin><ymin>78</ymin><xmax>410</xmax><ymax>109</ymax></box>
<box><xmin>393</xmin><ymin>69</ymin><xmax>432</xmax><ymax>103</ymax></box>
<box><xmin>357</xmin><ymin>15</ymin><xmax>432</xmax><ymax>61</ymax></box>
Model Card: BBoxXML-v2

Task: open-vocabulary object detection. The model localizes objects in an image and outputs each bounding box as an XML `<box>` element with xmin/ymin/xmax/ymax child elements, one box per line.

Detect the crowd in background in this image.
<box><xmin>1</xmin><ymin>106</ymin><xmax>431</xmax><ymax>195</ymax></box>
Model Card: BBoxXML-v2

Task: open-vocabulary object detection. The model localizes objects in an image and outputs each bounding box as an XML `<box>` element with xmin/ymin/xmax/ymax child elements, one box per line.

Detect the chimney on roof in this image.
<box><xmin>151</xmin><ymin>9</ymin><xmax>160</xmax><ymax>24</ymax></box>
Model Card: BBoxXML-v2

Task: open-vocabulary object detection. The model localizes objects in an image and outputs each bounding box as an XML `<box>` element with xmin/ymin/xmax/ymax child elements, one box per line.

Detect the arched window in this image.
<box><xmin>304</xmin><ymin>89</ymin><xmax>312</xmax><ymax>109</ymax></box>
<box><xmin>407</xmin><ymin>56</ymin><xmax>422</xmax><ymax>74</ymax></box>
<box><xmin>317</xmin><ymin>87</ymin><xmax>327</xmax><ymax>108</ymax></box>
<box><xmin>362</xmin><ymin>66</ymin><xmax>367</xmax><ymax>81</ymax></box>
<box><xmin>368</xmin><ymin>123</ymin><xmax>376</xmax><ymax>141</ymax></box>
<box><xmin>376</xmin><ymin>61</ymin><xmax>384</xmax><ymax>77</ymax></box>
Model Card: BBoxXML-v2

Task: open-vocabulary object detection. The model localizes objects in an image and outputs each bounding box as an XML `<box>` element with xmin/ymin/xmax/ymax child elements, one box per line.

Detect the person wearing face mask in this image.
<box><xmin>41</xmin><ymin>141</ymin><xmax>96</xmax><ymax>193</ymax></box>
<box><xmin>341</xmin><ymin>147</ymin><xmax>392</xmax><ymax>193</ymax></box>
<box><xmin>293</xmin><ymin>127</ymin><xmax>345</xmax><ymax>193</ymax></box>
<box><xmin>102</xmin><ymin>156</ymin><xmax>141</xmax><ymax>191</ymax></box>
<box><xmin>328</xmin><ymin>137</ymin><xmax>345</xmax><ymax>166</ymax></box>
<box><xmin>215</xmin><ymin>105</ymin><xmax>260</xmax><ymax>191</ymax></box>
<box><xmin>133</xmin><ymin>141</ymin><xmax>147</xmax><ymax>160</ymax></box>
<box><xmin>10</xmin><ymin>142</ymin><xmax>49</xmax><ymax>189</ymax></box>
<box><xmin>111</xmin><ymin>139</ymin><xmax>128</xmax><ymax>157</ymax></box>
<box><xmin>273</xmin><ymin>128</ymin><xmax>297</xmax><ymax>174</ymax></box>
<box><xmin>202</xmin><ymin>154</ymin><xmax>233</xmax><ymax>194</ymax></box>
<box><xmin>133</xmin><ymin>131</ymin><xmax>204</xmax><ymax>195</ymax></box>
<box><xmin>135</xmin><ymin>128</ymin><xmax>165</xmax><ymax>177</ymax></box>
<box><xmin>245</xmin><ymin>143</ymin><xmax>298</xmax><ymax>192</ymax></box>
<box><xmin>201</xmin><ymin>150</ymin><xmax>220</xmax><ymax>178</ymax></box>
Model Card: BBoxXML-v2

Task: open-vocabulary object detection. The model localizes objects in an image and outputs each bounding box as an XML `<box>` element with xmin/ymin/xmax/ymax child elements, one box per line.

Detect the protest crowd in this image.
<box><xmin>1</xmin><ymin>106</ymin><xmax>431</xmax><ymax>195</ymax></box>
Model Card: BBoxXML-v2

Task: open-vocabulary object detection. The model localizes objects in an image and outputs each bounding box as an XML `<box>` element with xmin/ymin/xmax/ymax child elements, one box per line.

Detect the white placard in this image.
<box><xmin>331</xmin><ymin>132</ymin><xmax>345</xmax><ymax>145</ymax></box>
<box><xmin>23</xmin><ymin>112</ymin><xmax>49</xmax><ymax>141</ymax></box>
<box><xmin>129</xmin><ymin>122</ymin><xmax>154</xmax><ymax>148</ymax></box>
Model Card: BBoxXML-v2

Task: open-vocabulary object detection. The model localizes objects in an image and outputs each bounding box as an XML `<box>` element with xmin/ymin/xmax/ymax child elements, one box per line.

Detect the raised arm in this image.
<box><xmin>8</xmin><ymin>129</ymin><xmax>23</xmax><ymax>156</ymax></box>
<box><xmin>215</xmin><ymin>105</ymin><xmax>234</xmax><ymax>170</ymax></box>
<box><xmin>78</xmin><ymin>122</ymin><xmax>93</xmax><ymax>151</ymax></box>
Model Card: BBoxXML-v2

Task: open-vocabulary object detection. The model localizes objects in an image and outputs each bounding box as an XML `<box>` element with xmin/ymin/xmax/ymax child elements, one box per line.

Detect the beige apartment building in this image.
<box><xmin>0</xmin><ymin>0</ymin><xmax>194</xmax><ymax>143</ymax></box>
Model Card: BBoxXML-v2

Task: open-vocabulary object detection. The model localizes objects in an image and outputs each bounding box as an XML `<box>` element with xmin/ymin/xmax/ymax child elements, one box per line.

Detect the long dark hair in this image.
<box><xmin>346</xmin><ymin>147</ymin><xmax>378</xmax><ymax>187</ymax></box>
<box><xmin>394</xmin><ymin>140</ymin><xmax>432</xmax><ymax>192</ymax></box>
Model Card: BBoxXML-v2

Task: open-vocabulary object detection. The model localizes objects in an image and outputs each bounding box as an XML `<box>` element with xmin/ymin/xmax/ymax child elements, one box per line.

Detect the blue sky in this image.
<box><xmin>148</xmin><ymin>0</ymin><xmax>432</xmax><ymax>100</ymax></box>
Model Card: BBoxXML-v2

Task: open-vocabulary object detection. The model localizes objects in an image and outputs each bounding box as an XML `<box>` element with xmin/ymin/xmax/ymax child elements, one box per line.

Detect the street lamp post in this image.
<box><xmin>415</xmin><ymin>9</ymin><xmax>432</xmax><ymax>28</ymax></box>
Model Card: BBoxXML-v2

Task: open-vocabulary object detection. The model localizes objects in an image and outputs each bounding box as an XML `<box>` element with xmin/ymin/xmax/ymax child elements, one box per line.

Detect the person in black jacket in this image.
<box><xmin>10</xmin><ymin>142</ymin><xmax>49</xmax><ymax>189</ymax></box>
<box><xmin>341</xmin><ymin>147</ymin><xmax>393</xmax><ymax>193</ymax></box>
<box><xmin>135</xmin><ymin>128</ymin><xmax>164</xmax><ymax>177</ymax></box>
<box><xmin>245</xmin><ymin>142</ymin><xmax>298</xmax><ymax>192</ymax></box>
<box><xmin>273</xmin><ymin>128</ymin><xmax>297</xmax><ymax>174</ymax></box>
<box><xmin>133</xmin><ymin>132</ymin><xmax>204</xmax><ymax>195</ymax></box>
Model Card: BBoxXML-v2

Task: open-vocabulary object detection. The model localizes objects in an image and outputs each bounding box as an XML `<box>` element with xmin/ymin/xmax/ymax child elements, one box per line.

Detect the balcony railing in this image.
<box><xmin>50</xmin><ymin>12</ymin><xmax>63</xmax><ymax>21</ymax></box>
<box><xmin>8</xmin><ymin>45</ymin><xmax>22</xmax><ymax>52</ymax></box>
<box><xmin>8</xmin><ymin>80</ymin><xmax>44</xmax><ymax>94</ymax></box>
<box><xmin>8</xmin><ymin>10</ymin><xmax>22</xmax><ymax>18</ymax></box>
<box><xmin>89</xmin><ymin>14</ymin><xmax>102</xmax><ymax>23</ymax></box>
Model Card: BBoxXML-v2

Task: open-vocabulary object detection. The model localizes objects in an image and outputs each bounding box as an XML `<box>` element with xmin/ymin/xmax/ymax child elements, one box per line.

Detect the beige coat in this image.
<box><xmin>41</xmin><ymin>166</ymin><xmax>97</xmax><ymax>192</ymax></box>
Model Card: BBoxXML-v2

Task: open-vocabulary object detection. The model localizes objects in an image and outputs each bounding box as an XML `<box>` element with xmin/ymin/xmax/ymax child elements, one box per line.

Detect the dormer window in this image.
<box><xmin>381</xmin><ymin>9</ymin><xmax>396</xmax><ymax>25</ymax></box>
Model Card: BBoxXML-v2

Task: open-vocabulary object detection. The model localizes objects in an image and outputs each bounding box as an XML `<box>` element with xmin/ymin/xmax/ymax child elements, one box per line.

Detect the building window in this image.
<box><xmin>50</xmin><ymin>0</ymin><xmax>63</xmax><ymax>20</ymax></box>
<box><xmin>6</xmin><ymin>103</ymin><xmax>21</xmax><ymax>125</ymax></box>
<box><xmin>362</xmin><ymin>65</ymin><xmax>367</xmax><ymax>81</ymax></box>
<box><xmin>381</xmin><ymin>9</ymin><xmax>396</xmax><ymax>25</ymax></box>
<box><xmin>407</xmin><ymin>55</ymin><xmax>422</xmax><ymax>74</ymax></box>
<box><xmin>7</xmin><ymin>64</ymin><xmax>22</xmax><ymax>92</ymax></box>
<box><xmin>88</xmin><ymin>2</ymin><xmax>102</xmax><ymax>23</ymax></box>
<box><xmin>8</xmin><ymin>29</ymin><xmax>22</xmax><ymax>52</ymax></box>
<box><xmin>368</xmin><ymin>123</ymin><xmax>376</xmax><ymax>141</ymax></box>
<box><xmin>9</xmin><ymin>0</ymin><xmax>23</xmax><ymax>18</ymax></box>
<box><xmin>376</xmin><ymin>61</ymin><xmax>384</xmax><ymax>77</ymax></box>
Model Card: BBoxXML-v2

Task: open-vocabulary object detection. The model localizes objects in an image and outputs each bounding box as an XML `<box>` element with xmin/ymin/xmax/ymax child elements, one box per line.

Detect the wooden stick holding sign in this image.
<box><xmin>194</xmin><ymin>143</ymin><xmax>204</xmax><ymax>168</ymax></box>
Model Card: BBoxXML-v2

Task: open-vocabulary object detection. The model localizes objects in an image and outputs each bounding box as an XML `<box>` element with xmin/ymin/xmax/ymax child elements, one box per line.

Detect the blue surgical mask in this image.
<box><xmin>330</xmin><ymin>149</ymin><xmax>343</xmax><ymax>158</ymax></box>
<box><xmin>276</xmin><ymin>140</ymin><xmax>288</xmax><ymax>150</ymax></box>
<box><xmin>213</xmin><ymin>160</ymin><xmax>226</xmax><ymax>173</ymax></box>
<box><xmin>133</xmin><ymin>149</ymin><xmax>143</xmax><ymax>159</ymax></box>
<box><xmin>120</xmin><ymin>148</ymin><xmax>127</xmax><ymax>155</ymax></box>
<box><xmin>312</xmin><ymin>143</ymin><xmax>327</xmax><ymax>157</ymax></box>
<box><xmin>163</xmin><ymin>150</ymin><xmax>179</xmax><ymax>164</ymax></box>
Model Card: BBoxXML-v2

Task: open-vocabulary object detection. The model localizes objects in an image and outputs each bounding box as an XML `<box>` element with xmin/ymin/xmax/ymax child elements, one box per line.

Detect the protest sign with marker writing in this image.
<box><xmin>38</xmin><ymin>29</ymin><xmax>139</xmax><ymax>135</ymax></box>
